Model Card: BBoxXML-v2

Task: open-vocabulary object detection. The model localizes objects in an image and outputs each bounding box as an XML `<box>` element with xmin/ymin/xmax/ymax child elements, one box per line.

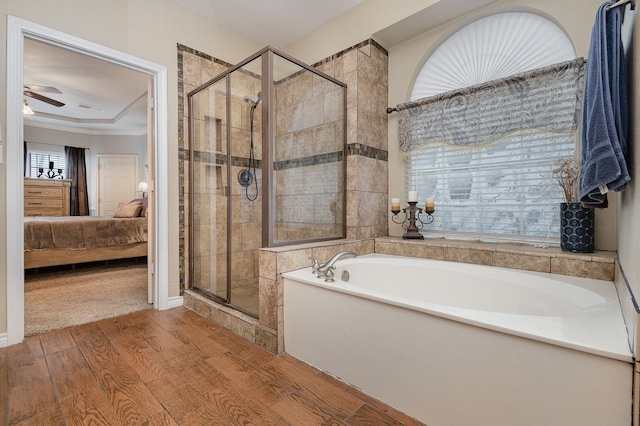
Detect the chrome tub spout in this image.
<box><xmin>317</xmin><ymin>251</ymin><xmax>358</xmax><ymax>279</ymax></box>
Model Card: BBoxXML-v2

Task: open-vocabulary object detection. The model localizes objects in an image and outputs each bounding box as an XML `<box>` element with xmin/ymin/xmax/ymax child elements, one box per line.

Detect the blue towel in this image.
<box><xmin>579</xmin><ymin>2</ymin><xmax>630</xmax><ymax>206</ymax></box>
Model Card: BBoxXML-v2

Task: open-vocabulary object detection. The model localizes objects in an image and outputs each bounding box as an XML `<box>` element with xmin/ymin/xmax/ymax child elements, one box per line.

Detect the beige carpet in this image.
<box><xmin>25</xmin><ymin>260</ymin><xmax>151</xmax><ymax>336</ymax></box>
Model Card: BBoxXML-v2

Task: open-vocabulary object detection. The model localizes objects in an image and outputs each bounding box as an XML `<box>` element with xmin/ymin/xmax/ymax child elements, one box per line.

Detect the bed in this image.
<box><xmin>24</xmin><ymin>215</ymin><xmax>148</xmax><ymax>269</ymax></box>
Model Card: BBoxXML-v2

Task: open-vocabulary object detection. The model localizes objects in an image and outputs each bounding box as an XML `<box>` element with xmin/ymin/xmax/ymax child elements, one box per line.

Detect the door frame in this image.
<box><xmin>5</xmin><ymin>16</ymin><xmax>170</xmax><ymax>345</ymax></box>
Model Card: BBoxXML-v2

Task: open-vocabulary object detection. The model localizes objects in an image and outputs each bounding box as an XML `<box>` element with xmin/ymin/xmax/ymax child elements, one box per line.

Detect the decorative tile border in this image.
<box><xmin>191</xmin><ymin>150</ymin><xmax>263</xmax><ymax>169</ymax></box>
<box><xmin>312</xmin><ymin>38</ymin><xmax>388</xmax><ymax>68</ymax></box>
<box><xmin>347</xmin><ymin>143</ymin><xmax>388</xmax><ymax>161</ymax></box>
<box><xmin>177</xmin><ymin>43</ymin><xmax>233</xmax><ymax>67</ymax></box>
<box><xmin>274</xmin><ymin>151</ymin><xmax>342</xmax><ymax>170</ymax></box>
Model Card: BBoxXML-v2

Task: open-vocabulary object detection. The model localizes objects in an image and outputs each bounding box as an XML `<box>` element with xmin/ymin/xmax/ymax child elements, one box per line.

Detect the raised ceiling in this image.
<box><xmin>23</xmin><ymin>38</ymin><xmax>150</xmax><ymax>135</ymax></box>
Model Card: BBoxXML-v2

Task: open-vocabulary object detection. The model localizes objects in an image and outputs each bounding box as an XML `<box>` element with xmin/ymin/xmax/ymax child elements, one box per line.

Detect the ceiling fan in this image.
<box><xmin>23</xmin><ymin>85</ymin><xmax>65</xmax><ymax>107</ymax></box>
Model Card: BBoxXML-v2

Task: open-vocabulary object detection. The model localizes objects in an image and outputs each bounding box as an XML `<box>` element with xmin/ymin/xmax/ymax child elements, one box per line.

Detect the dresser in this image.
<box><xmin>24</xmin><ymin>178</ymin><xmax>71</xmax><ymax>216</ymax></box>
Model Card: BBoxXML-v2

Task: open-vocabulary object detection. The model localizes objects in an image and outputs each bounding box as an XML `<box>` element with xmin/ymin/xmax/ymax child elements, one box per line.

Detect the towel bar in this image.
<box><xmin>607</xmin><ymin>0</ymin><xmax>635</xmax><ymax>11</ymax></box>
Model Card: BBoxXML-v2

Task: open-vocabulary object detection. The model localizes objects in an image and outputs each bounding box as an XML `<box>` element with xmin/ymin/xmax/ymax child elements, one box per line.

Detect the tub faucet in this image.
<box><xmin>317</xmin><ymin>251</ymin><xmax>357</xmax><ymax>279</ymax></box>
<box><xmin>308</xmin><ymin>257</ymin><xmax>320</xmax><ymax>275</ymax></box>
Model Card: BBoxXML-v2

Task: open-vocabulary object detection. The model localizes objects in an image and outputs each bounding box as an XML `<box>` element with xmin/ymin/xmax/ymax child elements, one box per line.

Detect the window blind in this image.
<box><xmin>402</xmin><ymin>59</ymin><xmax>585</xmax><ymax>243</ymax></box>
<box><xmin>28</xmin><ymin>151</ymin><xmax>67</xmax><ymax>179</ymax></box>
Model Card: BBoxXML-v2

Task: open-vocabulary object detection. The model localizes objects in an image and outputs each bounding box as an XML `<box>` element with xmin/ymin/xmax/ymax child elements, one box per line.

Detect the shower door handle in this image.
<box><xmin>223</xmin><ymin>186</ymin><xmax>230</xmax><ymax>197</ymax></box>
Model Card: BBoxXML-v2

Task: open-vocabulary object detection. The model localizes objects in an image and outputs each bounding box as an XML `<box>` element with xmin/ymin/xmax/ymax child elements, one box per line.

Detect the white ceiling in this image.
<box><xmin>23</xmin><ymin>38</ymin><xmax>150</xmax><ymax>135</ymax></box>
<box><xmin>23</xmin><ymin>0</ymin><xmax>364</xmax><ymax>135</ymax></box>
<box><xmin>172</xmin><ymin>0</ymin><xmax>365</xmax><ymax>47</ymax></box>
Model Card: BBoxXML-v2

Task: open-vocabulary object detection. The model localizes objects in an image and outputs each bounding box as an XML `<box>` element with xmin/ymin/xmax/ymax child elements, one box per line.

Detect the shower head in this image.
<box><xmin>244</xmin><ymin>92</ymin><xmax>262</xmax><ymax>108</ymax></box>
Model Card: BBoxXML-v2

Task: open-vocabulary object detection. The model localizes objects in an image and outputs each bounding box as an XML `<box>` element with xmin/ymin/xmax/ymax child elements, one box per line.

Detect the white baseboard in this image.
<box><xmin>166</xmin><ymin>296</ymin><xmax>184</xmax><ymax>309</ymax></box>
<box><xmin>0</xmin><ymin>332</ymin><xmax>9</xmax><ymax>348</ymax></box>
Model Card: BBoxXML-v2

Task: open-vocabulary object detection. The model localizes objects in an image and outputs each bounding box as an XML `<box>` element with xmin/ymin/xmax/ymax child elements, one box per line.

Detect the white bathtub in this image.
<box><xmin>283</xmin><ymin>254</ymin><xmax>633</xmax><ymax>426</ymax></box>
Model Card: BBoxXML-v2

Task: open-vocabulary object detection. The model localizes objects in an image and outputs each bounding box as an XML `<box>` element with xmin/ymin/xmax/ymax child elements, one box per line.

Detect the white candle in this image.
<box><xmin>425</xmin><ymin>198</ymin><xmax>435</xmax><ymax>212</ymax></box>
<box><xmin>408</xmin><ymin>191</ymin><xmax>418</xmax><ymax>202</ymax></box>
<box><xmin>391</xmin><ymin>198</ymin><xmax>401</xmax><ymax>211</ymax></box>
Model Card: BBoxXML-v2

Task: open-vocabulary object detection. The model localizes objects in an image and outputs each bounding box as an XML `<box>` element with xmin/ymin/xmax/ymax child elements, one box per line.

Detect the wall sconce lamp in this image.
<box><xmin>137</xmin><ymin>181</ymin><xmax>148</xmax><ymax>197</ymax></box>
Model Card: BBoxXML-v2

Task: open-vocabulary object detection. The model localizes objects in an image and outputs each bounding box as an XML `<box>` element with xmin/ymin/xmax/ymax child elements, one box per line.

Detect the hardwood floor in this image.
<box><xmin>0</xmin><ymin>307</ymin><xmax>426</xmax><ymax>425</ymax></box>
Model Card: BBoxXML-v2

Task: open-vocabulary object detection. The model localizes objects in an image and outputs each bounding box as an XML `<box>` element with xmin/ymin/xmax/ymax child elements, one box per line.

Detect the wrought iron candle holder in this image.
<box><xmin>391</xmin><ymin>201</ymin><xmax>435</xmax><ymax>240</ymax></box>
<box><xmin>38</xmin><ymin>161</ymin><xmax>63</xmax><ymax>179</ymax></box>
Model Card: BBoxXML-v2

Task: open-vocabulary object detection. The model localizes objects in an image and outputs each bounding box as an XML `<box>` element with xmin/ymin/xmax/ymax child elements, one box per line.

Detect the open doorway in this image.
<box><xmin>6</xmin><ymin>16</ymin><xmax>170</xmax><ymax>345</ymax></box>
<box><xmin>22</xmin><ymin>38</ymin><xmax>150</xmax><ymax>336</ymax></box>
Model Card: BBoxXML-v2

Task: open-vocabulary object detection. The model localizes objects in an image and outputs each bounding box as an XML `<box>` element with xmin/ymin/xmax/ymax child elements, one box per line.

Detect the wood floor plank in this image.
<box><xmin>147</xmin><ymin>373</ymin><xmax>228</xmax><ymax>425</ymax></box>
<box><xmin>316</xmin><ymin>371</ymin><xmax>392</xmax><ymax>414</ymax></box>
<box><xmin>8</xmin><ymin>377</ymin><xmax>57</xmax><ymax>424</ymax></box>
<box><xmin>99</xmin><ymin>313</ymin><xmax>186</xmax><ymax>357</ymax></box>
<box><xmin>6</xmin><ymin>357</ymin><xmax>49</xmax><ymax>389</ymax></box>
<box><xmin>96</xmin><ymin>363</ymin><xmax>165</xmax><ymax>425</ymax></box>
<box><xmin>147</xmin><ymin>310</ymin><xmax>229</xmax><ymax>358</ymax></box>
<box><xmin>46</xmin><ymin>348</ymin><xmax>97</xmax><ymax>399</ymax></box>
<box><xmin>72</xmin><ymin>326</ymin><xmax>126</xmax><ymax>372</ymax></box>
<box><xmin>0</xmin><ymin>397</ymin><xmax>6</xmax><ymax>426</ymax></box>
<box><xmin>175</xmin><ymin>310</ymin><xmax>262</xmax><ymax>358</ymax></box>
<box><xmin>262</xmin><ymin>355</ymin><xmax>365</xmax><ymax>419</ymax></box>
<box><xmin>0</xmin><ymin>348</ymin><xmax>7</xmax><ymax>402</ymax></box>
<box><xmin>205</xmin><ymin>381</ymin><xmax>290</xmax><ymax>426</ymax></box>
<box><xmin>7</xmin><ymin>307</ymin><xmax>429</xmax><ymax>425</ymax></box>
<box><xmin>346</xmin><ymin>403</ymin><xmax>412</xmax><ymax>426</ymax></box>
<box><xmin>69</xmin><ymin>321</ymin><xmax>104</xmax><ymax>338</ymax></box>
<box><xmin>60</xmin><ymin>386</ymin><xmax>121</xmax><ymax>426</ymax></box>
<box><xmin>10</xmin><ymin>402</ymin><xmax>65</xmax><ymax>426</ymax></box>
<box><xmin>164</xmin><ymin>352</ymin><xmax>230</xmax><ymax>394</ymax></box>
<box><xmin>6</xmin><ymin>336</ymin><xmax>48</xmax><ymax>388</ymax></box>
<box><xmin>271</xmin><ymin>392</ymin><xmax>347</xmax><ymax>426</ymax></box>
<box><xmin>104</xmin><ymin>337</ymin><xmax>171</xmax><ymax>384</ymax></box>
<box><xmin>40</xmin><ymin>329</ymin><xmax>77</xmax><ymax>355</ymax></box>
<box><xmin>206</xmin><ymin>351</ymin><xmax>290</xmax><ymax>406</ymax></box>
<box><xmin>142</xmin><ymin>411</ymin><xmax>179</xmax><ymax>426</ymax></box>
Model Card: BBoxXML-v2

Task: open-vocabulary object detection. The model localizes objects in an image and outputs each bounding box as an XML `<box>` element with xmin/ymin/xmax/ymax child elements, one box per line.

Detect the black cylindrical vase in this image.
<box><xmin>560</xmin><ymin>202</ymin><xmax>595</xmax><ymax>253</ymax></box>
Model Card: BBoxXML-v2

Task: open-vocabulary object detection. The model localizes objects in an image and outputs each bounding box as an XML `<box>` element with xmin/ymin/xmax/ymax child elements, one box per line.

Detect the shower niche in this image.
<box><xmin>188</xmin><ymin>47</ymin><xmax>347</xmax><ymax>317</ymax></box>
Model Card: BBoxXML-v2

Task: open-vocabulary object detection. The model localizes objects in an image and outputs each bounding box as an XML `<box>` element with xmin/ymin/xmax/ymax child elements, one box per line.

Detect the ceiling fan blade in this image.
<box><xmin>24</xmin><ymin>85</ymin><xmax>63</xmax><ymax>94</ymax></box>
<box><xmin>24</xmin><ymin>90</ymin><xmax>65</xmax><ymax>107</ymax></box>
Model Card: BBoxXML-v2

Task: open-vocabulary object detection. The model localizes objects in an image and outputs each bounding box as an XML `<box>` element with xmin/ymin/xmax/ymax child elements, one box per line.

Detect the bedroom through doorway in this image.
<box><xmin>21</xmin><ymin>38</ymin><xmax>153</xmax><ymax>335</ymax></box>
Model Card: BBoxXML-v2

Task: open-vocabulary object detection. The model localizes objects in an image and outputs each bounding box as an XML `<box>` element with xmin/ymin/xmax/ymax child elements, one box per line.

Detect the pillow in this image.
<box><xmin>114</xmin><ymin>201</ymin><xmax>142</xmax><ymax>218</ymax></box>
<box><xmin>128</xmin><ymin>198</ymin><xmax>148</xmax><ymax>217</ymax></box>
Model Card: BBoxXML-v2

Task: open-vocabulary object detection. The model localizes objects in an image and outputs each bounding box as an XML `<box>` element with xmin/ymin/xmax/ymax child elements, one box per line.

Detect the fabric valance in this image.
<box><xmin>398</xmin><ymin>58</ymin><xmax>585</xmax><ymax>153</ymax></box>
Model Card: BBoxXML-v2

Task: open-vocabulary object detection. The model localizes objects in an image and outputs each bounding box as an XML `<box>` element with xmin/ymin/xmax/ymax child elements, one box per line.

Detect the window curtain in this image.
<box><xmin>398</xmin><ymin>58</ymin><xmax>585</xmax><ymax>153</ymax></box>
<box><xmin>65</xmin><ymin>146</ymin><xmax>89</xmax><ymax>216</ymax></box>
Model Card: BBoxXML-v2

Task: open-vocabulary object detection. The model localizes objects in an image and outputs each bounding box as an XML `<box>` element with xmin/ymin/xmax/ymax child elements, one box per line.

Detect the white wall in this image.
<box><xmin>24</xmin><ymin>126</ymin><xmax>147</xmax><ymax>215</ymax></box>
<box><xmin>385</xmin><ymin>0</ymin><xmax>618</xmax><ymax>250</ymax></box>
<box><xmin>618</xmin><ymin>11</ymin><xmax>640</xmax><ymax>299</ymax></box>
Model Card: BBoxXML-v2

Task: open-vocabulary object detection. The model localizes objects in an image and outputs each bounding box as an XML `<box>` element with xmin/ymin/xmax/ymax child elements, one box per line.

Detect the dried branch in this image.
<box><xmin>552</xmin><ymin>157</ymin><xmax>580</xmax><ymax>203</ymax></box>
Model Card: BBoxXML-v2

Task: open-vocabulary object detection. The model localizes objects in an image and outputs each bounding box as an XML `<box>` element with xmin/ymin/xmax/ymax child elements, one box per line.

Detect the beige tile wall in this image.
<box><xmin>374</xmin><ymin>237</ymin><xmax>616</xmax><ymax>281</ymax></box>
<box><xmin>180</xmin><ymin>40</ymin><xmax>392</xmax><ymax>353</ymax></box>
<box><xmin>314</xmin><ymin>41</ymin><xmax>390</xmax><ymax>240</ymax></box>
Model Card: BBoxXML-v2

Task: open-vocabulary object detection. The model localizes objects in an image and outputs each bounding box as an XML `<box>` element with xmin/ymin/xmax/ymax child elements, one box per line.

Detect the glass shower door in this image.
<box><xmin>189</xmin><ymin>46</ymin><xmax>346</xmax><ymax>320</ymax></box>
<box><xmin>228</xmin><ymin>57</ymin><xmax>263</xmax><ymax>316</ymax></box>
<box><xmin>190</xmin><ymin>77</ymin><xmax>229</xmax><ymax>303</ymax></box>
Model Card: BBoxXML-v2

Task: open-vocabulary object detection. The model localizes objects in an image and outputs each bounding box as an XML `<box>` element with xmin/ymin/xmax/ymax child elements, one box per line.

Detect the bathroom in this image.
<box><xmin>178</xmin><ymin>0</ymin><xmax>640</xmax><ymax>424</ymax></box>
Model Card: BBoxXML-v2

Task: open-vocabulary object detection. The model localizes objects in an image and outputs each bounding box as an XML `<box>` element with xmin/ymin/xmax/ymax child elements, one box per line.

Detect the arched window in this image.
<box><xmin>403</xmin><ymin>13</ymin><xmax>582</xmax><ymax>243</ymax></box>
<box><xmin>411</xmin><ymin>13</ymin><xmax>575</xmax><ymax>99</ymax></box>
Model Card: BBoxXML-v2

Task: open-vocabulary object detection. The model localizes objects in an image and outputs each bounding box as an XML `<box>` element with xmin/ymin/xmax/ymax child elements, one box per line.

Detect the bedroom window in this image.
<box><xmin>403</xmin><ymin>13</ymin><xmax>582</xmax><ymax>244</ymax></box>
<box><xmin>28</xmin><ymin>150</ymin><xmax>67</xmax><ymax>179</ymax></box>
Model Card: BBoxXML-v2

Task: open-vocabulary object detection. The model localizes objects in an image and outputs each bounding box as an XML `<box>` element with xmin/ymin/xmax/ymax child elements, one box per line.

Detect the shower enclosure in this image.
<box><xmin>188</xmin><ymin>47</ymin><xmax>346</xmax><ymax>317</ymax></box>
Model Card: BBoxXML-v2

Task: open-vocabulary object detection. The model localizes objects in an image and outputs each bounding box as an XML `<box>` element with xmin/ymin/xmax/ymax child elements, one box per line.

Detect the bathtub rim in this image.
<box><xmin>283</xmin><ymin>254</ymin><xmax>633</xmax><ymax>363</ymax></box>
